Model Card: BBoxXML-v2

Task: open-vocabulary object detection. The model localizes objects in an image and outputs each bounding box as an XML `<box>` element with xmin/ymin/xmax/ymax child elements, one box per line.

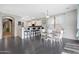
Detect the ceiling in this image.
<box><xmin>0</xmin><ymin>4</ymin><xmax>78</xmax><ymax>18</ymax></box>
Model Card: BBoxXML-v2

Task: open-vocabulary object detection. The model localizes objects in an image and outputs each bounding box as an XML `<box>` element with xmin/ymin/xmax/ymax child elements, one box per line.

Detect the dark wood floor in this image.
<box><xmin>62</xmin><ymin>38</ymin><xmax>79</xmax><ymax>54</ymax></box>
<box><xmin>1</xmin><ymin>36</ymin><xmax>79</xmax><ymax>54</ymax></box>
<box><xmin>0</xmin><ymin>36</ymin><xmax>64</xmax><ymax>54</ymax></box>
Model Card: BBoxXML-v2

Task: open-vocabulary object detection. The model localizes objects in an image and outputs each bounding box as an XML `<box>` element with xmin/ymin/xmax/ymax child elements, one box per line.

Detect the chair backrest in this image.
<box><xmin>28</xmin><ymin>28</ymin><xmax>30</xmax><ymax>30</ymax></box>
<box><xmin>59</xmin><ymin>30</ymin><xmax>64</xmax><ymax>39</ymax></box>
<box><xmin>41</xmin><ymin>29</ymin><xmax>46</xmax><ymax>33</ymax></box>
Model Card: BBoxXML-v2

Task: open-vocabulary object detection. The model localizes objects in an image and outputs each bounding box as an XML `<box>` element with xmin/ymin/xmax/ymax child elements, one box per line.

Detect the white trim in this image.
<box><xmin>65</xmin><ymin>43</ymin><xmax>79</xmax><ymax>47</ymax></box>
<box><xmin>64</xmin><ymin>47</ymin><xmax>79</xmax><ymax>53</ymax></box>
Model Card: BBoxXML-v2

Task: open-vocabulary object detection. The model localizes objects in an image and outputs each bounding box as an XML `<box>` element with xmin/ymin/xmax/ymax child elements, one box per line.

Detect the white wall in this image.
<box><xmin>0</xmin><ymin>14</ymin><xmax>2</xmax><ymax>39</ymax></box>
<box><xmin>64</xmin><ymin>10</ymin><xmax>77</xmax><ymax>39</ymax></box>
<box><xmin>14</xmin><ymin>17</ymin><xmax>22</xmax><ymax>37</ymax></box>
<box><xmin>77</xmin><ymin>6</ymin><xmax>79</xmax><ymax>29</ymax></box>
<box><xmin>56</xmin><ymin>10</ymin><xmax>77</xmax><ymax>39</ymax></box>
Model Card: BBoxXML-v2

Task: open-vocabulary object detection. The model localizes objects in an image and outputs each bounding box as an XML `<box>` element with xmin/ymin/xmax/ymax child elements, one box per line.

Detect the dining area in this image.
<box><xmin>16</xmin><ymin>19</ymin><xmax>64</xmax><ymax>54</ymax></box>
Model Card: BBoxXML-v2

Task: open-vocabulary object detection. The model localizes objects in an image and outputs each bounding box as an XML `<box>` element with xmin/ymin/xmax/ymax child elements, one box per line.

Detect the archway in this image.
<box><xmin>2</xmin><ymin>16</ymin><xmax>15</xmax><ymax>39</ymax></box>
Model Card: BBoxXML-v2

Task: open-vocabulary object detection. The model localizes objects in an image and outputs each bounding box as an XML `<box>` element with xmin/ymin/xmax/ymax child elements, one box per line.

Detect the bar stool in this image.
<box><xmin>24</xmin><ymin>31</ymin><xmax>29</xmax><ymax>39</ymax></box>
<box><xmin>28</xmin><ymin>28</ymin><xmax>31</xmax><ymax>38</ymax></box>
<box><xmin>24</xmin><ymin>28</ymin><xmax>30</xmax><ymax>39</ymax></box>
<box><xmin>37</xmin><ymin>27</ymin><xmax>41</xmax><ymax>36</ymax></box>
<box><xmin>30</xmin><ymin>27</ymin><xmax>34</xmax><ymax>38</ymax></box>
<box><xmin>33</xmin><ymin>27</ymin><xmax>36</xmax><ymax>37</ymax></box>
<box><xmin>35</xmin><ymin>27</ymin><xmax>38</xmax><ymax>36</ymax></box>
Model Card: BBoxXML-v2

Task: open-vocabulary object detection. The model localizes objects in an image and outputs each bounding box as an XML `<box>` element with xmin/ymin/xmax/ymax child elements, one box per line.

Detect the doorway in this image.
<box><xmin>2</xmin><ymin>17</ymin><xmax>15</xmax><ymax>39</ymax></box>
